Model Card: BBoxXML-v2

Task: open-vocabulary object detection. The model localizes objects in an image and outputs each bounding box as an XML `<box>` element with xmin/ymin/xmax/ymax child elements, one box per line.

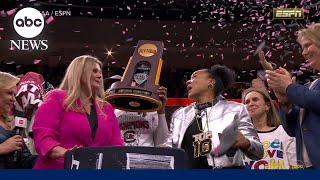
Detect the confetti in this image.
<box><xmin>6</xmin><ymin>61</ymin><xmax>15</xmax><ymax>64</ymax></box>
<box><xmin>126</xmin><ymin>37</ymin><xmax>133</xmax><ymax>42</ymax></box>
<box><xmin>6</xmin><ymin>8</ymin><xmax>17</xmax><ymax>16</ymax></box>
<box><xmin>46</xmin><ymin>16</ymin><xmax>54</xmax><ymax>24</ymax></box>
<box><xmin>33</xmin><ymin>59</ymin><xmax>42</xmax><ymax>64</ymax></box>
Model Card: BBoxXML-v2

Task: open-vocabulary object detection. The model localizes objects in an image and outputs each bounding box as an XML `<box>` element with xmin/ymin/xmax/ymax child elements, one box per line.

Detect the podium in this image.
<box><xmin>64</xmin><ymin>146</ymin><xmax>188</xmax><ymax>169</ymax></box>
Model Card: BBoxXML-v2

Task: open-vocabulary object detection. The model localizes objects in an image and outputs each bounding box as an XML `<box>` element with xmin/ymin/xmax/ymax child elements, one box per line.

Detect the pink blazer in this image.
<box><xmin>32</xmin><ymin>89</ymin><xmax>124</xmax><ymax>169</ymax></box>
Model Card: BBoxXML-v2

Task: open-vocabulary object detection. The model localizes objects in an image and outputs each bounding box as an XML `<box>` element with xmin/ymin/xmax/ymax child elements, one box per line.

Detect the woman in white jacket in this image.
<box><xmin>165</xmin><ymin>65</ymin><xmax>263</xmax><ymax>169</ymax></box>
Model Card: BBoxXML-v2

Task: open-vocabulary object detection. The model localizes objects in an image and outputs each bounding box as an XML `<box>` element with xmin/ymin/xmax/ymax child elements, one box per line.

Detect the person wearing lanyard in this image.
<box><xmin>165</xmin><ymin>65</ymin><xmax>263</xmax><ymax>169</ymax></box>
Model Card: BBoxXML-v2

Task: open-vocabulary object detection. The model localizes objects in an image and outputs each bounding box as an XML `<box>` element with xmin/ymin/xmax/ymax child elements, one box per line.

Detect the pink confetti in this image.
<box><xmin>303</xmin><ymin>8</ymin><xmax>310</xmax><ymax>13</ymax></box>
<box><xmin>265</xmin><ymin>51</ymin><xmax>272</xmax><ymax>58</ymax></box>
<box><xmin>189</xmin><ymin>35</ymin><xmax>192</xmax><ymax>41</ymax></box>
<box><xmin>46</xmin><ymin>16</ymin><xmax>54</xmax><ymax>24</ymax></box>
<box><xmin>276</xmin><ymin>45</ymin><xmax>283</xmax><ymax>49</ymax></box>
<box><xmin>0</xmin><ymin>10</ymin><xmax>5</xmax><ymax>15</ymax></box>
<box><xmin>258</xmin><ymin>16</ymin><xmax>264</xmax><ymax>21</ymax></box>
<box><xmin>6</xmin><ymin>8</ymin><xmax>17</xmax><ymax>16</ymax></box>
<box><xmin>33</xmin><ymin>59</ymin><xmax>42</xmax><ymax>64</ymax></box>
<box><xmin>0</xmin><ymin>27</ymin><xmax>4</xmax><ymax>31</ymax></box>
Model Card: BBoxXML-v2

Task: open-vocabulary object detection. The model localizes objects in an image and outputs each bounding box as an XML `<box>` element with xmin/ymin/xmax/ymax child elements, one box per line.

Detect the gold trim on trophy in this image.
<box><xmin>122</xmin><ymin>57</ymin><xmax>133</xmax><ymax>80</ymax></box>
<box><xmin>155</xmin><ymin>58</ymin><xmax>163</xmax><ymax>85</ymax></box>
<box><xmin>138</xmin><ymin>44</ymin><xmax>158</xmax><ymax>57</ymax></box>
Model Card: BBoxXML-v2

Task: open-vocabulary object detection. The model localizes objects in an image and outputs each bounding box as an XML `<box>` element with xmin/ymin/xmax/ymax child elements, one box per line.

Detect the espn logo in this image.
<box><xmin>273</xmin><ymin>8</ymin><xmax>304</xmax><ymax>19</ymax></box>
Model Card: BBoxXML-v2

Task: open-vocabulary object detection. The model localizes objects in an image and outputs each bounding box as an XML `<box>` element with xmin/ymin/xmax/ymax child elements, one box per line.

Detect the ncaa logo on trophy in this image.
<box><xmin>105</xmin><ymin>40</ymin><xmax>164</xmax><ymax>112</ymax></box>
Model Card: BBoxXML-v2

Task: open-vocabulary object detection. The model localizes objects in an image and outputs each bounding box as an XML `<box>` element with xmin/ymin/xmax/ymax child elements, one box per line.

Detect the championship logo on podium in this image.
<box><xmin>105</xmin><ymin>40</ymin><xmax>164</xmax><ymax>112</ymax></box>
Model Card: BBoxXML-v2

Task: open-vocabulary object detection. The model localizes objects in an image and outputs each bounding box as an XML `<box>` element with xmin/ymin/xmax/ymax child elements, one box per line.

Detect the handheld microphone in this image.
<box><xmin>12</xmin><ymin>116</ymin><xmax>27</xmax><ymax>162</ymax></box>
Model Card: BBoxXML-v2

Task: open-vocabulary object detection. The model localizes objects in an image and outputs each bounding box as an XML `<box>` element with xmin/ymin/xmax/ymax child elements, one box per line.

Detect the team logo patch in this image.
<box><xmin>123</xmin><ymin>130</ymin><xmax>137</xmax><ymax>143</ymax></box>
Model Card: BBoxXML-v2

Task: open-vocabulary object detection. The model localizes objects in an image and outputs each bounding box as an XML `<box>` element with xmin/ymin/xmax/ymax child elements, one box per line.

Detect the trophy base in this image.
<box><xmin>106</xmin><ymin>93</ymin><xmax>162</xmax><ymax>112</ymax></box>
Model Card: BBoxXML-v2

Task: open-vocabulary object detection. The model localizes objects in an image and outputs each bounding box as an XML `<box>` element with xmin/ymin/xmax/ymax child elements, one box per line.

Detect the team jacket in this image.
<box><xmin>115</xmin><ymin>110</ymin><xmax>169</xmax><ymax>147</ymax></box>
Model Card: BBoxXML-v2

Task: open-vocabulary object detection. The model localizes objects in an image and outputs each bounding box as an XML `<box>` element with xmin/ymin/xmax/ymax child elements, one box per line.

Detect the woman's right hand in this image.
<box><xmin>49</xmin><ymin>145</ymin><xmax>82</xmax><ymax>159</ymax></box>
<box><xmin>0</xmin><ymin>135</ymin><xmax>23</xmax><ymax>154</ymax></box>
<box><xmin>49</xmin><ymin>146</ymin><xmax>68</xmax><ymax>159</ymax></box>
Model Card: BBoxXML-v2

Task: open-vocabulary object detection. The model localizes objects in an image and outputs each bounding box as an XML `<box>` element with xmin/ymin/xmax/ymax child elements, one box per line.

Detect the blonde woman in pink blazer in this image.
<box><xmin>33</xmin><ymin>55</ymin><xmax>124</xmax><ymax>169</ymax></box>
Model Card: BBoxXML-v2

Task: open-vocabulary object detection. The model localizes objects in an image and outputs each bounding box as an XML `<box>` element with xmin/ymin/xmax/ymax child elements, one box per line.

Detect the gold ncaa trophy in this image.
<box><xmin>105</xmin><ymin>40</ymin><xmax>164</xmax><ymax>112</ymax></box>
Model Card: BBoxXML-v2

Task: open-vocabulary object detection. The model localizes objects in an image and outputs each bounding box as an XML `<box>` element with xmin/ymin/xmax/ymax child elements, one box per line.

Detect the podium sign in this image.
<box><xmin>64</xmin><ymin>146</ymin><xmax>188</xmax><ymax>169</ymax></box>
<box><xmin>106</xmin><ymin>40</ymin><xmax>164</xmax><ymax>112</ymax></box>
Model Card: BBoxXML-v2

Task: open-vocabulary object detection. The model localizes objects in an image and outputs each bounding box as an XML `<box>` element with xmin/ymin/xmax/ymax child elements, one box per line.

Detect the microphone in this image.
<box><xmin>12</xmin><ymin>116</ymin><xmax>28</xmax><ymax>162</ymax></box>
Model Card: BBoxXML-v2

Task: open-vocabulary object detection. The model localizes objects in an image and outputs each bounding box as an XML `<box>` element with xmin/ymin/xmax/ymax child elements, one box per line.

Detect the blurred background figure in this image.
<box><xmin>242</xmin><ymin>88</ymin><xmax>297</xmax><ymax>169</ymax></box>
<box><xmin>0</xmin><ymin>71</ymin><xmax>37</xmax><ymax>168</ymax></box>
<box><xmin>33</xmin><ymin>55</ymin><xmax>123</xmax><ymax>169</ymax></box>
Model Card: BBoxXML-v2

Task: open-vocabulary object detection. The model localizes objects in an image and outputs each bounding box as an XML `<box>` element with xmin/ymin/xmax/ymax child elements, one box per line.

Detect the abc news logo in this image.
<box><xmin>10</xmin><ymin>7</ymin><xmax>48</xmax><ymax>51</ymax></box>
<box><xmin>273</xmin><ymin>8</ymin><xmax>304</xmax><ymax>19</ymax></box>
<box><xmin>15</xmin><ymin>16</ymin><xmax>42</xmax><ymax>28</ymax></box>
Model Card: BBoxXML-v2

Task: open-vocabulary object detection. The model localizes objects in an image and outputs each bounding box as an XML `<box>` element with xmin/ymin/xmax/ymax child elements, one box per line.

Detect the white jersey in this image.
<box><xmin>115</xmin><ymin>109</ymin><xmax>169</xmax><ymax>147</ymax></box>
<box><xmin>244</xmin><ymin>125</ymin><xmax>297</xmax><ymax>169</ymax></box>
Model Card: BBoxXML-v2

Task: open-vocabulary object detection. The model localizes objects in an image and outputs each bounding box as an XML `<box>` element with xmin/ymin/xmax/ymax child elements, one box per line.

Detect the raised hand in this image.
<box><xmin>258</xmin><ymin>51</ymin><xmax>273</xmax><ymax>71</ymax></box>
<box><xmin>157</xmin><ymin>86</ymin><xmax>167</xmax><ymax>114</ymax></box>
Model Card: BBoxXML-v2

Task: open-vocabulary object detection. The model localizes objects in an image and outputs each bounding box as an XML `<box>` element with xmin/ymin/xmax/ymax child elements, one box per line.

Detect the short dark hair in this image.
<box><xmin>205</xmin><ymin>65</ymin><xmax>235</xmax><ymax>95</ymax></box>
